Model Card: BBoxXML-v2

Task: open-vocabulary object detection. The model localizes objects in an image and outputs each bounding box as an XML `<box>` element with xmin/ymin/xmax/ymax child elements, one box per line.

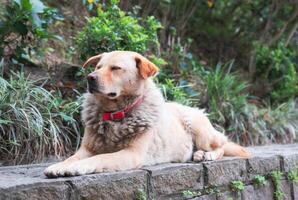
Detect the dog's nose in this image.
<box><xmin>87</xmin><ymin>74</ymin><xmax>97</xmax><ymax>82</ymax></box>
<box><xmin>87</xmin><ymin>74</ymin><xmax>98</xmax><ymax>93</ymax></box>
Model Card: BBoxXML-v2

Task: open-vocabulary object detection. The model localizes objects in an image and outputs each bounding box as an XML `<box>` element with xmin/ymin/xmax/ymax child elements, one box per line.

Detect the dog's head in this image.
<box><xmin>83</xmin><ymin>51</ymin><xmax>159</xmax><ymax>99</ymax></box>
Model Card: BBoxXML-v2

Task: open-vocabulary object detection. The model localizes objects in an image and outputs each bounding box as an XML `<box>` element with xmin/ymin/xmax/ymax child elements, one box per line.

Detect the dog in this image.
<box><xmin>44</xmin><ymin>51</ymin><xmax>250</xmax><ymax>177</ymax></box>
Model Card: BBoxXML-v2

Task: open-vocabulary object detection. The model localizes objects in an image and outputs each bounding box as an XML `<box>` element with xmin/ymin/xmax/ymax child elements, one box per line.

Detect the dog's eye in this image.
<box><xmin>111</xmin><ymin>66</ymin><xmax>122</xmax><ymax>71</ymax></box>
<box><xmin>95</xmin><ymin>65</ymin><xmax>102</xmax><ymax>70</ymax></box>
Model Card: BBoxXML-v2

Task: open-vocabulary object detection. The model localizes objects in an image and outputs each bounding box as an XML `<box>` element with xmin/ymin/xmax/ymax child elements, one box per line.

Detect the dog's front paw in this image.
<box><xmin>193</xmin><ymin>150</ymin><xmax>205</xmax><ymax>162</ymax></box>
<box><xmin>63</xmin><ymin>161</ymin><xmax>96</xmax><ymax>176</ymax></box>
<box><xmin>44</xmin><ymin>161</ymin><xmax>96</xmax><ymax>177</ymax></box>
<box><xmin>44</xmin><ymin>162</ymin><xmax>68</xmax><ymax>178</ymax></box>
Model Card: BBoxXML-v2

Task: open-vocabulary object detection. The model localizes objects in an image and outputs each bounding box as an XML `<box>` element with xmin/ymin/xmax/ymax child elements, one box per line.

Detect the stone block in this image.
<box><xmin>282</xmin><ymin>154</ymin><xmax>298</xmax><ymax>172</ymax></box>
<box><xmin>192</xmin><ymin>194</ymin><xmax>216</xmax><ymax>200</ymax></box>
<box><xmin>70</xmin><ymin>170</ymin><xmax>148</xmax><ymax>200</ymax></box>
<box><xmin>246</xmin><ymin>155</ymin><xmax>280</xmax><ymax>179</ymax></box>
<box><xmin>0</xmin><ymin>182</ymin><xmax>70</xmax><ymax>200</ymax></box>
<box><xmin>217</xmin><ymin>191</ymin><xmax>240</xmax><ymax>200</ymax></box>
<box><xmin>293</xmin><ymin>182</ymin><xmax>298</xmax><ymax>200</ymax></box>
<box><xmin>279</xmin><ymin>180</ymin><xmax>292</xmax><ymax>200</ymax></box>
<box><xmin>204</xmin><ymin>158</ymin><xmax>247</xmax><ymax>186</ymax></box>
<box><xmin>241</xmin><ymin>182</ymin><xmax>274</xmax><ymax>200</ymax></box>
<box><xmin>143</xmin><ymin>163</ymin><xmax>204</xmax><ymax>197</ymax></box>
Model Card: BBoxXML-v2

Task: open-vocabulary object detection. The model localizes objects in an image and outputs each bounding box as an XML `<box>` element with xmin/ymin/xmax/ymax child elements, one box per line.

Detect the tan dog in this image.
<box><xmin>44</xmin><ymin>51</ymin><xmax>250</xmax><ymax>177</ymax></box>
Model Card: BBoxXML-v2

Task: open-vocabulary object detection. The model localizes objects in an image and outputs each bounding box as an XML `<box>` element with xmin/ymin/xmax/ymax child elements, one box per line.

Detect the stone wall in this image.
<box><xmin>1</xmin><ymin>144</ymin><xmax>298</xmax><ymax>200</ymax></box>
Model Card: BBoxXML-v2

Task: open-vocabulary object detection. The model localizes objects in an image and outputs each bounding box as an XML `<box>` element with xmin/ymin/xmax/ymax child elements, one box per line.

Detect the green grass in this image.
<box><xmin>0</xmin><ymin>71</ymin><xmax>81</xmax><ymax>164</ymax></box>
<box><xmin>230</xmin><ymin>180</ymin><xmax>245</xmax><ymax>193</ymax></box>
<box><xmin>253</xmin><ymin>175</ymin><xmax>267</xmax><ymax>187</ymax></box>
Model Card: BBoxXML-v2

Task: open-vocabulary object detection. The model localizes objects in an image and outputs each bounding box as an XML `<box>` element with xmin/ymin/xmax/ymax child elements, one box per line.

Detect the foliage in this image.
<box><xmin>230</xmin><ymin>180</ymin><xmax>245</xmax><ymax>193</ymax></box>
<box><xmin>182</xmin><ymin>190</ymin><xmax>201</xmax><ymax>198</ymax></box>
<box><xmin>199</xmin><ymin>62</ymin><xmax>248</xmax><ymax>126</ymax></box>
<box><xmin>0</xmin><ymin>0</ymin><xmax>61</xmax><ymax>62</ymax></box>
<box><xmin>203</xmin><ymin>185</ymin><xmax>220</xmax><ymax>195</ymax></box>
<box><xmin>158</xmin><ymin>78</ymin><xmax>197</xmax><ymax>106</ymax></box>
<box><xmin>75</xmin><ymin>0</ymin><xmax>161</xmax><ymax>60</ymax></box>
<box><xmin>246</xmin><ymin>100</ymin><xmax>298</xmax><ymax>144</ymax></box>
<box><xmin>255</xmin><ymin>41</ymin><xmax>298</xmax><ymax>103</ymax></box>
<box><xmin>270</xmin><ymin>171</ymin><xmax>284</xmax><ymax>200</ymax></box>
<box><xmin>135</xmin><ymin>188</ymin><xmax>147</xmax><ymax>200</ymax></box>
<box><xmin>0</xmin><ymin>70</ymin><xmax>81</xmax><ymax>164</ymax></box>
<box><xmin>287</xmin><ymin>169</ymin><xmax>298</xmax><ymax>182</ymax></box>
<box><xmin>253</xmin><ymin>175</ymin><xmax>267</xmax><ymax>187</ymax></box>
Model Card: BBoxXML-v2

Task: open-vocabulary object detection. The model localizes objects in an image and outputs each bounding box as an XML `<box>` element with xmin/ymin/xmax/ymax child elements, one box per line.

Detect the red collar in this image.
<box><xmin>102</xmin><ymin>96</ymin><xmax>145</xmax><ymax>121</ymax></box>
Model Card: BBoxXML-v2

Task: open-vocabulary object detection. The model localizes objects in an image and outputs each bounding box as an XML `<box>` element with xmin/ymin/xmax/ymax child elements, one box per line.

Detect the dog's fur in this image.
<box><xmin>44</xmin><ymin>51</ymin><xmax>250</xmax><ymax>177</ymax></box>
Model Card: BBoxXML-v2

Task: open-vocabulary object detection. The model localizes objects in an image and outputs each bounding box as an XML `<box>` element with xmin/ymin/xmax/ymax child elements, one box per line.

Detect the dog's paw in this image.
<box><xmin>63</xmin><ymin>161</ymin><xmax>96</xmax><ymax>176</ymax></box>
<box><xmin>44</xmin><ymin>161</ymin><xmax>96</xmax><ymax>177</ymax></box>
<box><xmin>44</xmin><ymin>162</ymin><xmax>68</xmax><ymax>178</ymax></box>
<box><xmin>204</xmin><ymin>152</ymin><xmax>217</xmax><ymax>161</ymax></box>
<box><xmin>193</xmin><ymin>150</ymin><xmax>217</xmax><ymax>162</ymax></box>
<box><xmin>193</xmin><ymin>150</ymin><xmax>205</xmax><ymax>162</ymax></box>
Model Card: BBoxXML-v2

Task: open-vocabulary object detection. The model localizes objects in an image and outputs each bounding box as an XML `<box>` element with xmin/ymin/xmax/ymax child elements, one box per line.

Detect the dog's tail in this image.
<box><xmin>222</xmin><ymin>142</ymin><xmax>250</xmax><ymax>158</ymax></box>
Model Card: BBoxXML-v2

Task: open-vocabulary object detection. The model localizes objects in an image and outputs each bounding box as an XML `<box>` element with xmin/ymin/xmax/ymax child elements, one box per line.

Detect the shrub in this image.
<box><xmin>246</xmin><ymin>100</ymin><xmax>298</xmax><ymax>145</ymax></box>
<box><xmin>75</xmin><ymin>0</ymin><xmax>161</xmax><ymax>60</ymax></box>
<box><xmin>0</xmin><ymin>0</ymin><xmax>61</xmax><ymax>62</ymax></box>
<box><xmin>195</xmin><ymin>62</ymin><xmax>248</xmax><ymax>142</ymax></box>
<box><xmin>255</xmin><ymin>41</ymin><xmax>298</xmax><ymax>103</ymax></box>
<box><xmin>0</xmin><ymin>70</ymin><xmax>81</xmax><ymax>164</ymax></box>
<box><xmin>158</xmin><ymin>78</ymin><xmax>198</xmax><ymax>106</ymax></box>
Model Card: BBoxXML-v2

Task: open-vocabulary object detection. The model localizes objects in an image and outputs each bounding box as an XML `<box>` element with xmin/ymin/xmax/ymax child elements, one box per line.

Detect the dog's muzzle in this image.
<box><xmin>87</xmin><ymin>74</ymin><xmax>98</xmax><ymax>93</ymax></box>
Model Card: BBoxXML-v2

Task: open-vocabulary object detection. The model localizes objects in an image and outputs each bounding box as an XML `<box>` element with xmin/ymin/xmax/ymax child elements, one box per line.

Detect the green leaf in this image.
<box><xmin>14</xmin><ymin>21</ymin><xmax>28</xmax><ymax>35</ymax></box>
<box><xmin>30</xmin><ymin>0</ymin><xmax>45</xmax><ymax>13</ymax></box>
<box><xmin>31</xmin><ymin>12</ymin><xmax>42</xmax><ymax>27</ymax></box>
<box><xmin>21</xmin><ymin>0</ymin><xmax>32</xmax><ymax>11</ymax></box>
<box><xmin>14</xmin><ymin>0</ymin><xmax>21</xmax><ymax>5</ymax></box>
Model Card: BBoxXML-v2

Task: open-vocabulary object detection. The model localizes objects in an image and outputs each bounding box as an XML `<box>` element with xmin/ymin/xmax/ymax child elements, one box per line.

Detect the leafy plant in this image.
<box><xmin>75</xmin><ymin>0</ymin><xmax>161</xmax><ymax>60</ymax></box>
<box><xmin>204</xmin><ymin>185</ymin><xmax>220</xmax><ymax>195</ymax></box>
<box><xmin>0</xmin><ymin>0</ymin><xmax>61</xmax><ymax>62</ymax></box>
<box><xmin>0</xmin><ymin>70</ymin><xmax>81</xmax><ymax>164</ymax></box>
<box><xmin>135</xmin><ymin>188</ymin><xmax>147</xmax><ymax>200</ymax></box>
<box><xmin>230</xmin><ymin>180</ymin><xmax>245</xmax><ymax>193</ymax></box>
<box><xmin>271</xmin><ymin>171</ymin><xmax>284</xmax><ymax>200</ymax></box>
<box><xmin>182</xmin><ymin>190</ymin><xmax>201</xmax><ymax>198</ymax></box>
<box><xmin>247</xmin><ymin>100</ymin><xmax>298</xmax><ymax>145</ymax></box>
<box><xmin>287</xmin><ymin>169</ymin><xmax>298</xmax><ymax>182</ymax></box>
<box><xmin>158</xmin><ymin>78</ymin><xmax>198</xmax><ymax>106</ymax></box>
<box><xmin>253</xmin><ymin>175</ymin><xmax>267</xmax><ymax>187</ymax></box>
<box><xmin>255</xmin><ymin>41</ymin><xmax>298</xmax><ymax>103</ymax></box>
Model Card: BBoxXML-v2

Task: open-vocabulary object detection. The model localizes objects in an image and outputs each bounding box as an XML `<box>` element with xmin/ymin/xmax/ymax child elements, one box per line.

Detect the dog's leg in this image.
<box><xmin>44</xmin><ymin>128</ymin><xmax>95</xmax><ymax>177</ymax></box>
<box><xmin>190</xmin><ymin>111</ymin><xmax>250</xmax><ymax>160</ymax></box>
<box><xmin>45</xmin><ymin>131</ymin><xmax>152</xmax><ymax>177</ymax></box>
<box><xmin>44</xmin><ymin>146</ymin><xmax>93</xmax><ymax>177</ymax></box>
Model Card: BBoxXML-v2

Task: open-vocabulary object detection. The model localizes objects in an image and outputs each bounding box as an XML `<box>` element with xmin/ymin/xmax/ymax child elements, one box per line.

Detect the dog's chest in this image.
<box><xmin>86</xmin><ymin>116</ymin><xmax>151</xmax><ymax>154</ymax></box>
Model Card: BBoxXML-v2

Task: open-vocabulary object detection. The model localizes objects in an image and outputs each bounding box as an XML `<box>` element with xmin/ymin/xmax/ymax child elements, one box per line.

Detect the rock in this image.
<box><xmin>283</xmin><ymin>154</ymin><xmax>298</xmax><ymax>172</ymax></box>
<box><xmin>293</xmin><ymin>182</ymin><xmax>298</xmax><ymax>200</ymax></box>
<box><xmin>203</xmin><ymin>158</ymin><xmax>247</xmax><ymax>185</ymax></box>
<box><xmin>143</xmin><ymin>163</ymin><xmax>204</xmax><ymax>198</ymax></box>
<box><xmin>192</xmin><ymin>194</ymin><xmax>216</xmax><ymax>200</ymax></box>
<box><xmin>217</xmin><ymin>191</ymin><xmax>240</xmax><ymax>200</ymax></box>
<box><xmin>279</xmin><ymin>180</ymin><xmax>292</xmax><ymax>200</ymax></box>
<box><xmin>0</xmin><ymin>164</ymin><xmax>71</xmax><ymax>200</ymax></box>
<box><xmin>1</xmin><ymin>144</ymin><xmax>298</xmax><ymax>199</ymax></box>
<box><xmin>247</xmin><ymin>155</ymin><xmax>280</xmax><ymax>179</ymax></box>
<box><xmin>241</xmin><ymin>182</ymin><xmax>274</xmax><ymax>200</ymax></box>
<box><xmin>69</xmin><ymin>170</ymin><xmax>148</xmax><ymax>200</ymax></box>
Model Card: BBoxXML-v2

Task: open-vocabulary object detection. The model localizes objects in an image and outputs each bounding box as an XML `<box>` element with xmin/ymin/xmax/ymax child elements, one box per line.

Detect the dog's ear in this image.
<box><xmin>83</xmin><ymin>54</ymin><xmax>103</xmax><ymax>68</ymax></box>
<box><xmin>135</xmin><ymin>55</ymin><xmax>159</xmax><ymax>79</ymax></box>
